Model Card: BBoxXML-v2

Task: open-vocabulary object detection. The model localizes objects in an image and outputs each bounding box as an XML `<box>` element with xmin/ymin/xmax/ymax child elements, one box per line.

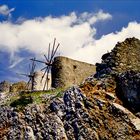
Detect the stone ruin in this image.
<box><xmin>10</xmin><ymin>81</ymin><xmax>27</xmax><ymax>92</ymax></box>
<box><xmin>0</xmin><ymin>56</ymin><xmax>95</xmax><ymax>91</ymax></box>
<box><xmin>26</xmin><ymin>37</ymin><xmax>140</xmax><ymax>91</ymax></box>
<box><xmin>52</xmin><ymin>56</ymin><xmax>96</xmax><ymax>88</ymax></box>
<box><xmin>0</xmin><ymin>81</ymin><xmax>27</xmax><ymax>93</ymax></box>
<box><xmin>30</xmin><ymin>57</ymin><xmax>96</xmax><ymax>90</ymax></box>
<box><xmin>1</xmin><ymin>37</ymin><xmax>140</xmax><ymax>92</ymax></box>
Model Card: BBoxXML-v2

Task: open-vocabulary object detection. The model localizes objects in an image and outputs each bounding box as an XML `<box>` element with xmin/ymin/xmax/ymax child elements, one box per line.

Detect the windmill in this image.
<box><xmin>31</xmin><ymin>38</ymin><xmax>60</xmax><ymax>90</ymax></box>
<box><xmin>17</xmin><ymin>58</ymin><xmax>36</xmax><ymax>90</ymax></box>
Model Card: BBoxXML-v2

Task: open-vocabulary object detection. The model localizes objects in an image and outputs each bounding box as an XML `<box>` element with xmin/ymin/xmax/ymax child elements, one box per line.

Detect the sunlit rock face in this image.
<box><xmin>33</xmin><ymin>71</ymin><xmax>51</xmax><ymax>91</ymax></box>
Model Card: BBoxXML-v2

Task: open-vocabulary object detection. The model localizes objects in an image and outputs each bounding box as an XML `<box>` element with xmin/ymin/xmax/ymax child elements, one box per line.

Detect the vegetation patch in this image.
<box><xmin>10</xmin><ymin>95</ymin><xmax>33</xmax><ymax>108</ymax></box>
<box><xmin>8</xmin><ymin>88</ymin><xmax>64</xmax><ymax>110</ymax></box>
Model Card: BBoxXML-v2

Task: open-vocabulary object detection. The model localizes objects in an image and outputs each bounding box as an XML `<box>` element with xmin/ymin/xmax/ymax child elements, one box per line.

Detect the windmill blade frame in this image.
<box><xmin>30</xmin><ymin>38</ymin><xmax>60</xmax><ymax>91</ymax></box>
<box><xmin>49</xmin><ymin>43</ymin><xmax>60</xmax><ymax>64</ymax></box>
<box><xmin>26</xmin><ymin>78</ymin><xmax>31</xmax><ymax>90</ymax></box>
<box><xmin>41</xmin><ymin>66</ymin><xmax>48</xmax><ymax>71</ymax></box>
<box><xmin>17</xmin><ymin>73</ymin><xmax>29</xmax><ymax>77</ymax></box>
<box><xmin>44</xmin><ymin>54</ymin><xmax>49</xmax><ymax>63</ymax></box>
<box><xmin>50</xmin><ymin>38</ymin><xmax>56</xmax><ymax>62</ymax></box>
<box><xmin>17</xmin><ymin>58</ymin><xmax>36</xmax><ymax>91</ymax></box>
<box><xmin>48</xmin><ymin>43</ymin><xmax>51</xmax><ymax>61</ymax></box>
<box><xmin>43</xmin><ymin>66</ymin><xmax>51</xmax><ymax>91</ymax></box>
<box><xmin>41</xmin><ymin>65</ymin><xmax>49</xmax><ymax>82</ymax></box>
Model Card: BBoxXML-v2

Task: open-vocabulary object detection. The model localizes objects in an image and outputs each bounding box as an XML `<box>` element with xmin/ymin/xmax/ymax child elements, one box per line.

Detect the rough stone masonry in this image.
<box><xmin>52</xmin><ymin>56</ymin><xmax>96</xmax><ymax>88</ymax></box>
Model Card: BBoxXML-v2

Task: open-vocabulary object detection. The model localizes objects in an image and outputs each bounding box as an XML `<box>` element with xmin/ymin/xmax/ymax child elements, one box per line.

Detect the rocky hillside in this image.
<box><xmin>95</xmin><ymin>37</ymin><xmax>140</xmax><ymax>77</ymax></box>
<box><xmin>0</xmin><ymin>37</ymin><xmax>140</xmax><ymax>140</ymax></box>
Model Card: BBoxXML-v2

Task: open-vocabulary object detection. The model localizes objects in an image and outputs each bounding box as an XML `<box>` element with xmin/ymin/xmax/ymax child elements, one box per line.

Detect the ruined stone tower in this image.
<box><xmin>52</xmin><ymin>56</ymin><xmax>96</xmax><ymax>88</ymax></box>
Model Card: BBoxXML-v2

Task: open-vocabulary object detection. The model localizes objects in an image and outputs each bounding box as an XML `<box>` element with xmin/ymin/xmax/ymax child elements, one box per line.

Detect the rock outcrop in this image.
<box><xmin>116</xmin><ymin>70</ymin><xmax>140</xmax><ymax>112</ymax></box>
<box><xmin>0</xmin><ymin>37</ymin><xmax>140</xmax><ymax>140</ymax></box>
<box><xmin>94</xmin><ymin>37</ymin><xmax>140</xmax><ymax>113</ymax></box>
<box><xmin>95</xmin><ymin>37</ymin><xmax>140</xmax><ymax>77</ymax></box>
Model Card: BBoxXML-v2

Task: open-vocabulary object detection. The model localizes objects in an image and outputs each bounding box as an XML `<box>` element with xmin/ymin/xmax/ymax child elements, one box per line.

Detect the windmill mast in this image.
<box><xmin>17</xmin><ymin>58</ymin><xmax>36</xmax><ymax>91</ymax></box>
<box><xmin>31</xmin><ymin>38</ymin><xmax>60</xmax><ymax>91</ymax></box>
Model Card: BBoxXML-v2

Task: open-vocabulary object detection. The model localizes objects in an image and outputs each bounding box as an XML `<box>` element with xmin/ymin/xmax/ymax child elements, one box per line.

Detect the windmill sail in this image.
<box><xmin>31</xmin><ymin>38</ymin><xmax>60</xmax><ymax>90</ymax></box>
<box><xmin>17</xmin><ymin>58</ymin><xmax>36</xmax><ymax>91</ymax></box>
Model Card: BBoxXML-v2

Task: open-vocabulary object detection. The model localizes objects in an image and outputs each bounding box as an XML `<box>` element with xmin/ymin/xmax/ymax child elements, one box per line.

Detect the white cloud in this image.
<box><xmin>79</xmin><ymin>10</ymin><xmax>112</xmax><ymax>24</ymax></box>
<box><xmin>71</xmin><ymin>21</ymin><xmax>140</xmax><ymax>63</ymax></box>
<box><xmin>0</xmin><ymin>5</ymin><xmax>15</xmax><ymax>17</ymax></box>
<box><xmin>9</xmin><ymin>55</ymin><xmax>24</xmax><ymax>68</ymax></box>
<box><xmin>0</xmin><ymin>10</ymin><xmax>111</xmax><ymax>68</ymax></box>
<box><xmin>0</xmin><ymin>10</ymin><xmax>140</xmax><ymax>71</ymax></box>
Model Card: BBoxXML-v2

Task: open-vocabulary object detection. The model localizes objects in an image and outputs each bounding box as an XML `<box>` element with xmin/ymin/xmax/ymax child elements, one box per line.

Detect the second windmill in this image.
<box><xmin>31</xmin><ymin>38</ymin><xmax>60</xmax><ymax>90</ymax></box>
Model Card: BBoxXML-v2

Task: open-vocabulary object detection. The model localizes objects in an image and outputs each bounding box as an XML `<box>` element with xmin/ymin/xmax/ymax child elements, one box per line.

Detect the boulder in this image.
<box><xmin>116</xmin><ymin>70</ymin><xmax>140</xmax><ymax>112</ymax></box>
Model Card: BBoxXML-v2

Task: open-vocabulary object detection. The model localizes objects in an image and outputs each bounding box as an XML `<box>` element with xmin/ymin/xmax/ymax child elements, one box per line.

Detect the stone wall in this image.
<box><xmin>52</xmin><ymin>56</ymin><xmax>96</xmax><ymax>88</ymax></box>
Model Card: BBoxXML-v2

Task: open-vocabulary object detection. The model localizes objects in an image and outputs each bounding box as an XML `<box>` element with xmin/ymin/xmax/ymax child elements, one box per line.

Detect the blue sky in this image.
<box><xmin>0</xmin><ymin>0</ymin><xmax>140</xmax><ymax>83</ymax></box>
<box><xmin>1</xmin><ymin>0</ymin><xmax>140</xmax><ymax>36</ymax></box>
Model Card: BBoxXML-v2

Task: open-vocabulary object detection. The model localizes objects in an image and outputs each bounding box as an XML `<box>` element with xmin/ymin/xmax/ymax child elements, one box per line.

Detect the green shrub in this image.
<box><xmin>10</xmin><ymin>95</ymin><xmax>33</xmax><ymax>108</ymax></box>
